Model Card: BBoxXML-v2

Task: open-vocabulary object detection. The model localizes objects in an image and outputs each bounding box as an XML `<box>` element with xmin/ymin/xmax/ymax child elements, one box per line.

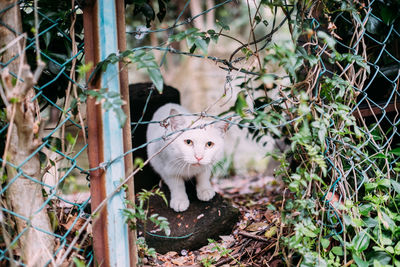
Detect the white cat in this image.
<box><xmin>146</xmin><ymin>103</ymin><xmax>229</xmax><ymax>212</ymax></box>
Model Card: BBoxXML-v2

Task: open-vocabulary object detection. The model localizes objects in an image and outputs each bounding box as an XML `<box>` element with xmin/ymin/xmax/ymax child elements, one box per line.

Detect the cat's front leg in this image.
<box><xmin>196</xmin><ymin>169</ymin><xmax>215</xmax><ymax>201</ymax></box>
<box><xmin>163</xmin><ymin>176</ymin><xmax>189</xmax><ymax>212</ymax></box>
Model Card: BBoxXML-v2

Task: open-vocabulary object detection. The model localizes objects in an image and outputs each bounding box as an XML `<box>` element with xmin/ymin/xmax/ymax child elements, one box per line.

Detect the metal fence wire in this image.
<box><xmin>0</xmin><ymin>0</ymin><xmax>91</xmax><ymax>266</ymax></box>
<box><xmin>0</xmin><ymin>0</ymin><xmax>399</xmax><ymax>266</ymax></box>
<box><xmin>315</xmin><ymin>1</ymin><xmax>400</xmax><ymax>237</ymax></box>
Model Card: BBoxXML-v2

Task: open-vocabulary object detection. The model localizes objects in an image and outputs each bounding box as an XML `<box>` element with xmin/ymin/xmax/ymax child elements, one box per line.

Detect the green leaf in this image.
<box><xmin>380</xmin><ymin>210</ymin><xmax>395</xmax><ymax>231</ymax></box>
<box><xmin>208</xmin><ymin>30</ymin><xmax>219</xmax><ymax>43</ymax></box>
<box><xmin>103</xmin><ymin>101</ymin><xmax>113</xmax><ymax>110</ymax></box>
<box><xmin>66</xmin><ymin>133</ymin><xmax>77</xmax><ymax>146</ymax></box>
<box><xmin>332</xmin><ymin>246</ymin><xmax>343</xmax><ymax>256</ymax></box>
<box><xmin>194</xmin><ymin>38</ymin><xmax>208</xmax><ymax>55</ymax></box>
<box><xmin>321</xmin><ymin>238</ymin><xmax>330</xmax><ymax>249</ymax></box>
<box><xmin>395</xmin><ymin>241</ymin><xmax>400</xmax><ymax>255</ymax></box>
<box><xmin>72</xmin><ymin>258</ymin><xmax>85</xmax><ymax>267</ymax></box>
<box><xmin>365</xmin><ymin>182</ymin><xmax>377</xmax><ymax>191</ymax></box>
<box><xmin>107</xmin><ymin>91</ymin><xmax>120</xmax><ymax>98</ymax></box>
<box><xmin>234</xmin><ymin>92</ymin><xmax>248</xmax><ymax>118</ymax></box>
<box><xmin>38</xmin><ymin>151</ymin><xmax>48</xmax><ymax>167</ymax></box>
<box><xmin>317</xmin><ymin>31</ymin><xmax>336</xmax><ymax>49</ymax></box>
<box><xmin>352</xmin><ymin>253</ymin><xmax>368</xmax><ymax>267</ymax></box>
<box><xmin>353</xmin><ymin>231</ymin><xmax>370</xmax><ymax>253</ymax></box>
<box><xmin>380</xmin><ymin>6</ymin><xmax>396</xmax><ymax>25</ymax></box>
<box><xmin>186</xmin><ymin>36</ymin><xmax>196</xmax><ymax>49</ymax></box>
<box><xmin>147</xmin><ymin>67</ymin><xmax>163</xmax><ymax>93</ymax></box>
<box><xmin>216</xmin><ymin>20</ymin><xmax>230</xmax><ymax>31</ymax></box>
<box><xmin>302</xmin><ymin>226</ymin><xmax>317</xmax><ymax>238</ymax></box>
<box><xmin>391</xmin><ymin>180</ymin><xmax>400</xmax><ymax>195</ymax></box>
<box><xmin>185</xmin><ymin>27</ymin><xmax>199</xmax><ymax>35</ymax></box>
<box><xmin>386</xmin><ymin>246</ymin><xmax>394</xmax><ymax>254</ymax></box>
<box><xmin>388</xmin><ymin>147</ymin><xmax>400</xmax><ymax>156</ymax></box>
<box><xmin>134</xmin><ymin>157</ymin><xmax>144</xmax><ymax>169</ymax></box>
<box><xmin>368</xmin><ymin>251</ymin><xmax>391</xmax><ymax>265</ymax></box>
<box><xmin>115</xmin><ymin>107</ymin><xmax>127</xmax><ymax>128</ymax></box>
<box><xmin>288</xmin><ymin>181</ymin><xmax>300</xmax><ymax>192</ymax></box>
<box><xmin>371</xmin><ymin>153</ymin><xmax>387</xmax><ymax>159</ymax></box>
<box><xmin>377</xmin><ymin>179</ymin><xmax>391</xmax><ymax>189</ymax></box>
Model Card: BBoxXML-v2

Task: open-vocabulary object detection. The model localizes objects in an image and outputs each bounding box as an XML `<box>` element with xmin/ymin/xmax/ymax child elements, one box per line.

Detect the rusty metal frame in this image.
<box><xmin>83</xmin><ymin>0</ymin><xmax>136</xmax><ymax>265</ymax></box>
<box><xmin>115</xmin><ymin>0</ymin><xmax>138</xmax><ymax>265</ymax></box>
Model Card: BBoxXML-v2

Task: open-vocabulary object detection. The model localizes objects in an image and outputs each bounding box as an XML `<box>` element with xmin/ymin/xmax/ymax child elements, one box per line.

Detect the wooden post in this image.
<box><xmin>83</xmin><ymin>0</ymin><xmax>131</xmax><ymax>265</ymax></box>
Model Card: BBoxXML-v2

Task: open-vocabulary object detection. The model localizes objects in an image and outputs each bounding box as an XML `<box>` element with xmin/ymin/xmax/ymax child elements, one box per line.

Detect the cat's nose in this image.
<box><xmin>195</xmin><ymin>155</ymin><xmax>203</xmax><ymax>162</ymax></box>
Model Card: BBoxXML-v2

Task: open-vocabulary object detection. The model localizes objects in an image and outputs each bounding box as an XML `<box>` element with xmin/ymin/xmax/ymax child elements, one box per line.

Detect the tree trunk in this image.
<box><xmin>206</xmin><ymin>0</ymin><xmax>215</xmax><ymax>30</ymax></box>
<box><xmin>190</xmin><ymin>1</ymin><xmax>204</xmax><ymax>30</ymax></box>
<box><xmin>0</xmin><ymin>0</ymin><xmax>55</xmax><ymax>265</ymax></box>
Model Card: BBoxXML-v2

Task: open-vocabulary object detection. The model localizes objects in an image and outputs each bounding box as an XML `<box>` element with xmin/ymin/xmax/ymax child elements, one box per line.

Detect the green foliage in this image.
<box><xmin>76</xmin><ymin>49</ymin><xmax>164</xmax><ymax>129</ymax></box>
<box><xmin>214</xmin><ymin>0</ymin><xmax>400</xmax><ymax>266</ymax></box>
<box><xmin>136</xmin><ymin>236</ymin><xmax>157</xmax><ymax>262</ymax></box>
<box><xmin>72</xmin><ymin>257</ymin><xmax>86</xmax><ymax>267</ymax></box>
<box><xmin>123</xmin><ymin>188</ymin><xmax>170</xmax><ymax>236</ymax></box>
<box><xmin>168</xmin><ymin>27</ymin><xmax>217</xmax><ymax>55</ymax></box>
<box><xmin>92</xmin><ymin>49</ymin><xmax>164</xmax><ymax>93</ymax></box>
<box><xmin>84</xmin><ymin>88</ymin><xmax>127</xmax><ymax>127</ymax></box>
<box><xmin>200</xmin><ymin>256</ymin><xmax>216</xmax><ymax>267</ymax></box>
<box><xmin>123</xmin><ymin>188</ymin><xmax>170</xmax><ymax>261</ymax></box>
<box><xmin>128</xmin><ymin>50</ymin><xmax>164</xmax><ymax>92</ymax></box>
<box><xmin>207</xmin><ymin>239</ymin><xmax>243</xmax><ymax>266</ymax></box>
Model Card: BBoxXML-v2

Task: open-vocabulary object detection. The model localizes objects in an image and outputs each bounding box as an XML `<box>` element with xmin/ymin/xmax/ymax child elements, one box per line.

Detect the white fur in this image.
<box><xmin>146</xmin><ymin>103</ymin><xmax>228</xmax><ymax>212</ymax></box>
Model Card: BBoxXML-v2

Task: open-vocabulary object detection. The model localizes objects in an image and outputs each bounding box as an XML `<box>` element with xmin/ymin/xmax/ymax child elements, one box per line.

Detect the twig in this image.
<box><xmin>215</xmin><ymin>253</ymin><xmax>240</xmax><ymax>266</ymax></box>
<box><xmin>0</xmin><ymin>95</ymin><xmax>16</xmax><ymax>171</ymax></box>
<box><xmin>269</xmin><ymin>188</ymin><xmax>287</xmax><ymax>262</ymax></box>
<box><xmin>0</xmin><ymin>81</ymin><xmax>9</xmax><ymax>107</ymax></box>
<box><xmin>238</xmin><ymin>230</ymin><xmax>270</xmax><ymax>242</ymax></box>
<box><xmin>69</xmin><ymin>0</ymin><xmax>87</xmax><ymax>145</ymax></box>
<box><xmin>0</xmin><ymin>33</ymin><xmax>26</xmax><ymax>55</ymax></box>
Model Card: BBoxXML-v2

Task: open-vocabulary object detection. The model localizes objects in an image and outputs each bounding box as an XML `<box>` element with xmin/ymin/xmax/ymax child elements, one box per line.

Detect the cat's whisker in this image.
<box><xmin>169</xmin><ymin>159</ymin><xmax>184</xmax><ymax>169</ymax></box>
<box><xmin>175</xmin><ymin>160</ymin><xmax>188</xmax><ymax>178</ymax></box>
<box><xmin>146</xmin><ymin>103</ymin><xmax>228</xmax><ymax>212</ymax></box>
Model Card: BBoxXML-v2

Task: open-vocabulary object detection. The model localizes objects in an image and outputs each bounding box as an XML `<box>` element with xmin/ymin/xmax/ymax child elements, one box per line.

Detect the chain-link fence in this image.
<box><xmin>0</xmin><ymin>1</ymin><xmax>91</xmax><ymax>265</ymax></box>
<box><xmin>315</xmin><ymin>0</ymin><xmax>400</xmax><ymax>236</ymax></box>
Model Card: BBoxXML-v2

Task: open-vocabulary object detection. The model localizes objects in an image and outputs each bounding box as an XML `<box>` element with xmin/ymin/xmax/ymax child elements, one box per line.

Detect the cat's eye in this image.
<box><xmin>184</xmin><ymin>139</ymin><xmax>193</xmax><ymax>146</ymax></box>
<box><xmin>206</xmin><ymin>141</ymin><xmax>214</xmax><ymax>148</ymax></box>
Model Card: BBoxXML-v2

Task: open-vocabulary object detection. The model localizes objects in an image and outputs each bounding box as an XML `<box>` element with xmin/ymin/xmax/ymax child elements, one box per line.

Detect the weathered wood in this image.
<box><xmin>0</xmin><ymin>0</ymin><xmax>54</xmax><ymax>265</ymax></box>
<box><xmin>116</xmin><ymin>0</ymin><xmax>138</xmax><ymax>264</ymax></box>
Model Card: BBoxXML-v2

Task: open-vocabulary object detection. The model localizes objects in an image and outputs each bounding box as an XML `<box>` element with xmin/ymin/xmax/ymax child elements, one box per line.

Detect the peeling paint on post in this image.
<box><xmin>98</xmin><ymin>0</ymin><xmax>130</xmax><ymax>266</ymax></box>
<box><xmin>84</xmin><ymin>0</ymin><xmax>130</xmax><ymax>266</ymax></box>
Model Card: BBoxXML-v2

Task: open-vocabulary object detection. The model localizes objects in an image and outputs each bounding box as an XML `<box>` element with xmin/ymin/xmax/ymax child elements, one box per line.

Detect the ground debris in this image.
<box><xmin>146</xmin><ymin>174</ymin><xmax>285</xmax><ymax>266</ymax></box>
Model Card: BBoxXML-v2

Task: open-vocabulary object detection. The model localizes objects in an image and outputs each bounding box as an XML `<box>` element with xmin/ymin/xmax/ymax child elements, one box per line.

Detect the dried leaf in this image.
<box><xmin>246</xmin><ymin>222</ymin><xmax>270</xmax><ymax>232</ymax></box>
<box><xmin>264</xmin><ymin>226</ymin><xmax>278</xmax><ymax>238</ymax></box>
<box><xmin>171</xmin><ymin>256</ymin><xmax>188</xmax><ymax>266</ymax></box>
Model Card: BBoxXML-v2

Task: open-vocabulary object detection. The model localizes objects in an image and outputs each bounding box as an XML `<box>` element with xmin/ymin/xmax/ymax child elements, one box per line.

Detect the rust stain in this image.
<box><xmin>83</xmin><ymin>0</ymin><xmax>110</xmax><ymax>265</ymax></box>
<box><xmin>115</xmin><ymin>0</ymin><xmax>138</xmax><ymax>265</ymax></box>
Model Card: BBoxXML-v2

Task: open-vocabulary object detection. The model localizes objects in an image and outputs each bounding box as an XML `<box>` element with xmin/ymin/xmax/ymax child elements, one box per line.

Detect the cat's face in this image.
<box><xmin>174</xmin><ymin>126</ymin><xmax>225</xmax><ymax>166</ymax></box>
<box><xmin>169</xmin><ymin>109</ymin><xmax>228</xmax><ymax>166</ymax></box>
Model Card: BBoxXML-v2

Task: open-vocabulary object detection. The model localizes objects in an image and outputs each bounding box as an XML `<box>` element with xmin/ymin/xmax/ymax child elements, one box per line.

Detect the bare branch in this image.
<box><xmin>33</xmin><ymin>60</ymin><xmax>45</xmax><ymax>83</ymax></box>
<box><xmin>0</xmin><ymin>80</ymin><xmax>9</xmax><ymax>106</ymax></box>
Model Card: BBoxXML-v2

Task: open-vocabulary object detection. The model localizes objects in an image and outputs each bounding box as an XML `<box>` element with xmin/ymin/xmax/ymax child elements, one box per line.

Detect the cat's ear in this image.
<box><xmin>169</xmin><ymin>108</ymin><xmax>186</xmax><ymax>130</ymax></box>
<box><xmin>214</xmin><ymin>118</ymin><xmax>231</xmax><ymax>134</ymax></box>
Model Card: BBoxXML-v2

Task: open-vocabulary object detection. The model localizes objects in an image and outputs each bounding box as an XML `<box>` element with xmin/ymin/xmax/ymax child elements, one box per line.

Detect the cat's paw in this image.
<box><xmin>197</xmin><ymin>187</ymin><xmax>215</xmax><ymax>201</ymax></box>
<box><xmin>170</xmin><ymin>196</ymin><xmax>190</xmax><ymax>212</ymax></box>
